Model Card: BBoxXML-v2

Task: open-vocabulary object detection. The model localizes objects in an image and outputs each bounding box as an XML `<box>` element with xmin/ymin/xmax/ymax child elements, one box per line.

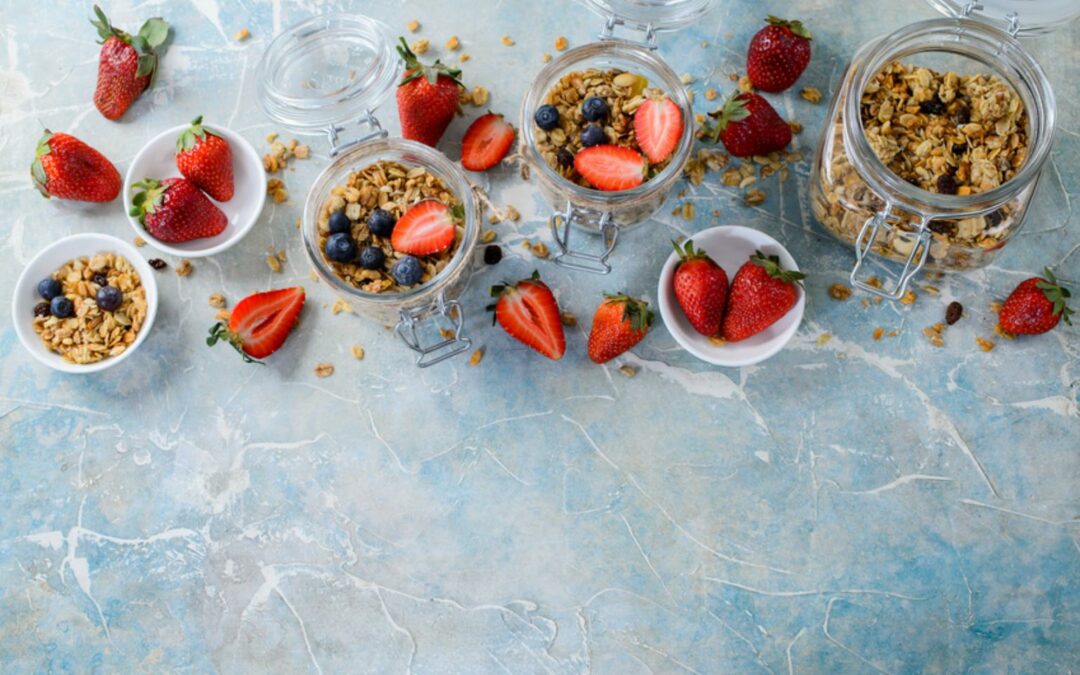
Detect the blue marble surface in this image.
<box><xmin>1</xmin><ymin>1</ymin><xmax>1078</xmax><ymax>673</ymax></box>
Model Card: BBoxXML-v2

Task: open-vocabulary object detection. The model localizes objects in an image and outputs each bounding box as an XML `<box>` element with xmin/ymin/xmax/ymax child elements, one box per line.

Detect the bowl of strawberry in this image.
<box><xmin>124</xmin><ymin>115</ymin><xmax>266</xmax><ymax>257</ymax></box>
<box><xmin>657</xmin><ymin>226</ymin><xmax>805</xmax><ymax>367</ymax></box>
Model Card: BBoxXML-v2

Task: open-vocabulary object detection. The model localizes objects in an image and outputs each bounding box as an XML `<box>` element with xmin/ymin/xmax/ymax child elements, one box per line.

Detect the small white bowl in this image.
<box><xmin>657</xmin><ymin>225</ymin><xmax>804</xmax><ymax>367</ymax></box>
<box><xmin>124</xmin><ymin>121</ymin><xmax>266</xmax><ymax>257</ymax></box>
<box><xmin>12</xmin><ymin>233</ymin><xmax>159</xmax><ymax>374</ymax></box>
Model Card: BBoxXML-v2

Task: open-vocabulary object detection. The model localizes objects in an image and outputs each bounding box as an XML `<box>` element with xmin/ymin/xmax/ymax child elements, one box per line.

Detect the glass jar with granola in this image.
<box><xmin>257</xmin><ymin>14</ymin><xmax>480</xmax><ymax>366</ymax></box>
<box><xmin>808</xmin><ymin>11</ymin><xmax>1064</xmax><ymax>300</ymax></box>
<box><xmin>519</xmin><ymin>0</ymin><xmax>714</xmax><ymax>273</ymax></box>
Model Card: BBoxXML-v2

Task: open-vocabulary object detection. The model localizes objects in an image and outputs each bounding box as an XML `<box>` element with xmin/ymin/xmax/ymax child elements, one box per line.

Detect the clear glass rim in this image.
<box><xmin>924</xmin><ymin>0</ymin><xmax>1080</xmax><ymax>35</ymax></box>
<box><xmin>301</xmin><ymin>138</ymin><xmax>479</xmax><ymax>306</ymax></box>
<box><xmin>519</xmin><ymin>41</ymin><xmax>695</xmax><ymax>209</ymax></box>
<box><xmin>843</xmin><ymin>17</ymin><xmax>1056</xmax><ymax>217</ymax></box>
<box><xmin>579</xmin><ymin>0</ymin><xmax>717</xmax><ymax>31</ymax></box>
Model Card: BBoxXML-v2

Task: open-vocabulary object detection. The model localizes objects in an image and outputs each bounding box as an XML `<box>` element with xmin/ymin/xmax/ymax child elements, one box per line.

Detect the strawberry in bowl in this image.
<box><xmin>176</xmin><ymin>116</ymin><xmax>234</xmax><ymax>202</ymax></box>
<box><xmin>130</xmin><ymin>178</ymin><xmax>228</xmax><ymax>243</ymax></box>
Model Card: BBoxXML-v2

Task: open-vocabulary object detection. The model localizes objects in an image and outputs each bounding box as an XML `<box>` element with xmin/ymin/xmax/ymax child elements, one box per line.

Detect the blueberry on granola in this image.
<box><xmin>367</xmin><ymin>208</ymin><xmax>396</xmax><ymax>238</ymax></box>
<box><xmin>328</xmin><ymin>210</ymin><xmax>352</xmax><ymax>235</ymax></box>
<box><xmin>581</xmin><ymin>124</ymin><xmax>605</xmax><ymax>148</ymax></box>
<box><xmin>325</xmin><ymin>233</ymin><xmax>357</xmax><ymax>263</ymax></box>
<box><xmin>50</xmin><ymin>296</ymin><xmax>74</xmax><ymax>319</ymax></box>
<box><xmin>37</xmin><ymin>277</ymin><xmax>62</xmax><ymax>300</ymax></box>
<box><xmin>534</xmin><ymin>104</ymin><xmax>560</xmax><ymax>131</ymax></box>
<box><xmin>582</xmin><ymin>96</ymin><xmax>608</xmax><ymax>122</ymax></box>
<box><xmin>391</xmin><ymin>255</ymin><xmax>422</xmax><ymax>286</ymax></box>
<box><xmin>96</xmin><ymin>285</ymin><xmax>123</xmax><ymax>312</ymax></box>
<box><xmin>358</xmin><ymin>245</ymin><xmax>385</xmax><ymax>270</ymax></box>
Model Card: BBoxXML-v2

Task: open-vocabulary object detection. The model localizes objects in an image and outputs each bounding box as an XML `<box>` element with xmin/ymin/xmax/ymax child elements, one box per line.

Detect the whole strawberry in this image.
<box><xmin>90</xmin><ymin>5</ymin><xmax>169</xmax><ymax>121</ymax></box>
<box><xmin>176</xmin><ymin>116</ymin><xmax>234</xmax><ymax>202</ymax></box>
<box><xmin>722</xmin><ymin>251</ymin><xmax>805</xmax><ymax>342</ymax></box>
<box><xmin>747</xmin><ymin>16</ymin><xmax>812</xmax><ymax>93</ymax></box>
<box><xmin>31</xmin><ymin>130</ymin><xmax>121</xmax><ymax>202</ymax></box>
<box><xmin>708</xmin><ymin>92</ymin><xmax>792</xmax><ymax>158</ymax></box>
<box><xmin>130</xmin><ymin>177</ymin><xmax>228</xmax><ymax>243</ymax></box>
<box><xmin>672</xmin><ymin>240</ymin><xmax>729</xmax><ymax>337</ymax></box>
<box><xmin>588</xmin><ymin>293</ymin><xmax>653</xmax><ymax>364</ymax></box>
<box><xmin>999</xmin><ymin>268</ymin><xmax>1073</xmax><ymax>335</ymax></box>
<box><xmin>396</xmin><ymin>38</ymin><xmax>463</xmax><ymax>147</ymax></box>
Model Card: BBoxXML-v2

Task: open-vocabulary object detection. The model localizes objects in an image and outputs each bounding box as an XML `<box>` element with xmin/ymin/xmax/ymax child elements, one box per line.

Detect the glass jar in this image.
<box><xmin>257</xmin><ymin>14</ymin><xmax>479</xmax><ymax>366</ymax></box>
<box><xmin>518</xmin><ymin>0</ymin><xmax>714</xmax><ymax>274</ymax></box>
<box><xmin>808</xmin><ymin>1</ymin><xmax>1074</xmax><ymax>300</ymax></box>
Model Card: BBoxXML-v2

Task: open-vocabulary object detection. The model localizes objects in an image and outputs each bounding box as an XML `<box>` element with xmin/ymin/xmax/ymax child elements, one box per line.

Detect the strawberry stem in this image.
<box><xmin>396</xmin><ymin>37</ymin><xmax>462</xmax><ymax>87</ymax></box>
<box><xmin>765</xmin><ymin>16</ymin><xmax>812</xmax><ymax>40</ymax></box>
<box><xmin>1036</xmin><ymin>267</ymin><xmax>1073</xmax><ymax>326</ymax></box>
<box><xmin>749</xmin><ymin>250</ymin><xmax>805</xmax><ymax>285</ymax></box>
<box><xmin>604</xmin><ymin>292</ymin><xmax>654</xmax><ymax>332</ymax></box>
<box><xmin>704</xmin><ymin>91</ymin><xmax>751</xmax><ymax>140</ymax></box>
<box><xmin>207</xmin><ymin>323</ymin><xmax>264</xmax><ymax>364</ymax></box>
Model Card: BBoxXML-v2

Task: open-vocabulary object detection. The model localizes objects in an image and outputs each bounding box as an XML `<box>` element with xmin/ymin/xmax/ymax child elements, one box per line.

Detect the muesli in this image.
<box><xmin>31</xmin><ymin>253</ymin><xmax>147</xmax><ymax>365</ymax></box>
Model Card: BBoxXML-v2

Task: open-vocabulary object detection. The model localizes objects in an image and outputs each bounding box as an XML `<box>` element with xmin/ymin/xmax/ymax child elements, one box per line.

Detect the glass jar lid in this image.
<box><xmin>926</xmin><ymin>0</ymin><xmax>1080</xmax><ymax>35</ymax></box>
<box><xmin>581</xmin><ymin>0</ymin><xmax>716</xmax><ymax>31</ymax></box>
<box><xmin>256</xmin><ymin>13</ymin><xmax>401</xmax><ymax>132</ymax></box>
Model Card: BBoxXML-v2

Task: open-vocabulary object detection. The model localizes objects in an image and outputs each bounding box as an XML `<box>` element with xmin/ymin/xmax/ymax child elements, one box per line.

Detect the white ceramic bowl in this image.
<box><xmin>657</xmin><ymin>225</ymin><xmax>804</xmax><ymax>367</ymax></box>
<box><xmin>124</xmin><ymin>121</ymin><xmax>265</xmax><ymax>257</ymax></box>
<box><xmin>12</xmin><ymin>233</ymin><xmax>159</xmax><ymax>374</ymax></box>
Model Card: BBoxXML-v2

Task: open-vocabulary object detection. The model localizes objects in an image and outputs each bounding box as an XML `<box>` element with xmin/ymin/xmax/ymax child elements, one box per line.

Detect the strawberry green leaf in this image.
<box><xmin>138</xmin><ymin>17</ymin><xmax>169</xmax><ymax>49</ymax></box>
<box><xmin>766</xmin><ymin>15</ymin><xmax>812</xmax><ymax>40</ymax></box>
<box><xmin>207</xmin><ymin>322</ymin><xmax>263</xmax><ymax>364</ymax></box>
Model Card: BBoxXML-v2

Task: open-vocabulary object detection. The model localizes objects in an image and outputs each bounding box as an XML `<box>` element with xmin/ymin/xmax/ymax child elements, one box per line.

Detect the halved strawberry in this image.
<box><xmin>574</xmin><ymin>145</ymin><xmax>645</xmax><ymax>191</ymax></box>
<box><xmin>461</xmin><ymin>113</ymin><xmax>516</xmax><ymax>171</ymax></box>
<box><xmin>490</xmin><ymin>271</ymin><xmax>566</xmax><ymax>360</ymax></box>
<box><xmin>207</xmin><ymin>287</ymin><xmax>305</xmax><ymax>363</ymax></box>
<box><xmin>634</xmin><ymin>96</ymin><xmax>682</xmax><ymax>163</ymax></box>
<box><xmin>391</xmin><ymin>199</ymin><xmax>461</xmax><ymax>255</ymax></box>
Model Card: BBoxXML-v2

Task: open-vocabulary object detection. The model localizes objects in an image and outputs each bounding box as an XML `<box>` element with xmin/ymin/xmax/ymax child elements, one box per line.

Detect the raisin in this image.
<box><xmin>953</xmin><ymin>106</ymin><xmax>970</xmax><ymax>125</ymax></box>
<box><xmin>952</xmin><ymin>142</ymin><xmax>967</xmax><ymax>155</ymax></box>
<box><xmin>556</xmin><ymin>148</ymin><xmax>574</xmax><ymax>168</ymax></box>
<box><xmin>945</xmin><ymin>301</ymin><xmax>963</xmax><ymax>325</ymax></box>
<box><xmin>928</xmin><ymin>220</ymin><xmax>955</xmax><ymax>236</ymax></box>
<box><xmin>936</xmin><ymin>174</ymin><xmax>958</xmax><ymax>195</ymax></box>
<box><xmin>986</xmin><ymin>210</ymin><xmax>1004</xmax><ymax>228</ymax></box>
<box><xmin>148</xmin><ymin>258</ymin><xmax>167</xmax><ymax>270</ymax></box>
<box><xmin>919</xmin><ymin>97</ymin><xmax>946</xmax><ymax>116</ymax></box>
<box><xmin>483</xmin><ymin>245</ymin><xmax>503</xmax><ymax>265</ymax></box>
<box><xmin>33</xmin><ymin>302</ymin><xmax>51</xmax><ymax>317</ymax></box>
<box><xmin>92</xmin><ymin>273</ymin><xmax>108</xmax><ymax>287</ymax></box>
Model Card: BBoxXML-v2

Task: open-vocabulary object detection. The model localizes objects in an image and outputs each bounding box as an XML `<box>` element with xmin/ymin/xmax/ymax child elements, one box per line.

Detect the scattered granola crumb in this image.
<box><xmin>407</xmin><ymin>19</ymin><xmax>420</xmax><ymax>33</ymax></box>
<box><xmin>701</xmin><ymin>40</ymin><xmax>709</xmax><ymax>48</ymax></box>
<box><xmin>266</xmin><ymin>132</ymin><xmax>279</xmax><ymax>143</ymax></box>
<box><xmin>744</xmin><ymin>188</ymin><xmax>766</xmax><ymax>206</ymax></box>
<box><xmin>208</xmin><ymin>293</ymin><xmax>226</xmax><ymax>308</ymax></box>
<box><xmin>469</xmin><ymin>348</ymin><xmax>484</xmax><ymax>367</ymax></box>
<box><xmin>993</xmin><ymin>323</ymin><xmax>1015</xmax><ymax>340</ymax></box>
<box><xmin>554</xmin><ymin>36</ymin><xmax>568</xmax><ymax>51</ymax></box>
<box><xmin>410</xmin><ymin>38</ymin><xmax>429</xmax><ymax>55</ymax></box>
<box><xmin>332</xmin><ymin>298</ymin><xmax>353</xmax><ymax>315</ymax></box>
<box><xmin>234</xmin><ymin>28</ymin><xmax>250</xmax><ymax>42</ymax></box>
<box><xmin>989</xmin><ymin>301</ymin><xmax>1003</xmax><ymax>313</ymax></box>
<box><xmin>531</xmin><ymin>242</ymin><xmax>550</xmax><ymax>259</ymax></box>
<box><xmin>922</xmin><ymin>285</ymin><xmax>940</xmax><ymax>296</ymax></box>
<box><xmin>308</xmin><ymin>269</ymin><xmax>319</xmax><ymax>282</ymax></box>
<box><xmin>214</xmin><ymin>308</ymin><xmax>230</xmax><ymax>321</ymax></box>
<box><xmin>618</xmin><ymin>365</ymin><xmax>638</xmax><ymax>378</ymax></box>
<box><xmin>148</xmin><ymin>258</ymin><xmax>167</xmax><ymax>270</ymax></box>
<box><xmin>728</xmin><ymin>72</ymin><xmax>739</xmax><ymax>81</ymax></box>
<box><xmin>900</xmin><ymin>289</ymin><xmax>917</xmax><ymax>305</ymax></box>
<box><xmin>738</xmin><ymin>74</ymin><xmax>754</xmax><ymax>92</ymax></box>
<box><xmin>293</xmin><ymin>144</ymin><xmax>310</xmax><ymax>159</ymax></box>
<box><xmin>704</xmin><ymin>88</ymin><xmax>718</xmax><ymax>101</ymax></box>
<box><xmin>873</xmin><ymin>327</ymin><xmax>884</xmax><ymax>340</ymax></box>
<box><xmin>471</xmin><ymin>86</ymin><xmax>489</xmax><ymax>106</ymax></box>
<box><xmin>976</xmin><ymin>337</ymin><xmax>995</xmax><ymax>352</ymax></box>
<box><xmin>439</xmin><ymin>328</ymin><xmax>455</xmax><ymax>340</ymax></box>
<box><xmin>709</xmin><ymin>335</ymin><xmax>727</xmax><ymax>346</ymax></box>
<box><xmin>560</xmin><ymin>311</ymin><xmax>577</xmax><ymax>327</ymax></box>
<box><xmin>542</xmin><ymin>53</ymin><xmax>552</xmax><ymax>63</ymax></box>
<box><xmin>680</xmin><ymin>73</ymin><xmax>695</xmax><ymax>85</ymax></box>
<box><xmin>175</xmin><ymin>259</ymin><xmax>192</xmax><ymax>277</ymax></box>
<box><xmin>945</xmin><ymin>301</ymin><xmax>963</xmax><ymax>325</ymax></box>
<box><xmin>501</xmin><ymin>34</ymin><xmax>515</xmax><ymax>47</ymax></box>
<box><xmin>680</xmin><ymin>202</ymin><xmax>695</xmax><ymax>220</ymax></box>
<box><xmin>266</xmin><ymin>255</ymin><xmax>282</xmax><ymax>273</ymax></box>
<box><xmin>504</xmin><ymin>205</ymin><xmax>520</xmax><ymax>221</ymax></box>
<box><xmin>923</xmin><ymin>323</ymin><xmax>945</xmax><ymax>347</ymax></box>
<box><xmin>788</xmin><ymin>120</ymin><xmax>803</xmax><ymax>135</ymax></box>
<box><xmin>314</xmin><ymin>362</ymin><xmax>334</xmax><ymax>378</ymax></box>
<box><xmin>445</xmin><ymin>35</ymin><xmax>460</xmax><ymax>51</ymax></box>
<box><xmin>816</xmin><ymin>332</ymin><xmax>832</xmax><ymax>346</ymax></box>
<box><xmin>351</xmin><ymin>344</ymin><xmax>365</xmax><ymax>360</ymax></box>
<box><xmin>481</xmin><ymin>230</ymin><xmax>497</xmax><ymax>244</ymax></box>
<box><xmin>133</xmin><ymin>235</ymin><xmax>146</xmax><ymax>247</ymax></box>
<box><xmin>866</xmin><ymin>276</ymin><xmax>882</xmax><ymax>289</ymax></box>
<box><xmin>801</xmin><ymin>86</ymin><xmax>822</xmax><ymax>103</ymax></box>
<box><xmin>460</xmin><ymin>52</ymin><xmax>470</xmax><ymax>62</ymax></box>
<box><xmin>829</xmin><ymin>283</ymin><xmax>852</xmax><ymax>301</ymax></box>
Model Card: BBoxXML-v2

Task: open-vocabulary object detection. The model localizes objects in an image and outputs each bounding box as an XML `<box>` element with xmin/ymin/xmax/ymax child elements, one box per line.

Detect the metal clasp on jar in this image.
<box><xmin>850</xmin><ymin>202</ymin><xmax>932</xmax><ymax>300</ymax></box>
<box><xmin>326</xmin><ymin>109</ymin><xmax>388</xmax><ymax>157</ymax></box>
<box><xmin>598</xmin><ymin>14</ymin><xmax>659</xmax><ymax>50</ymax></box>
<box><xmin>395</xmin><ymin>292</ymin><xmax>472</xmax><ymax>367</ymax></box>
<box><xmin>550</xmin><ymin>202</ymin><xmax>619</xmax><ymax>275</ymax></box>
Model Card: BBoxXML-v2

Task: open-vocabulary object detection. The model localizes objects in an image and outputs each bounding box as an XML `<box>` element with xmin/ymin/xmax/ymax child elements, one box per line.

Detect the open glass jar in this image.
<box><xmin>257</xmin><ymin>14</ymin><xmax>480</xmax><ymax>366</ymax></box>
<box><xmin>519</xmin><ymin>0</ymin><xmax>713</xmax><ymax>274</ymax></box>
<box><xmin>808</xmin><ymin>0</ymin><xmax>1076</xmax><ymax>300</ymax></box>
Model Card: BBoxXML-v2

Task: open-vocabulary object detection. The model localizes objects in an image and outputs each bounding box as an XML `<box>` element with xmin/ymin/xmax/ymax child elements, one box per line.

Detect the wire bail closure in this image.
<box><xmin>395</xmin><ymin>292</ymin><xmax>472</xmax><ymax>367</ymax></box>
<box><xmin>598</xmin><ymin>13</ymin><xmax>659</xmax><ymax>50</ymax></box>
<box><xmin>326</xmin><ymin>109</ymin><xmax>388</xmax><ymax>157</ymax></box>
<box><xmin>849</xmin><ymin>203</ymin><xmax>931</xmax><ymax>300</ymax></box>
<box><xmin>550</xmin><ymin>202</ymin><xmax>619</xmax><ymax>274</ymax></box>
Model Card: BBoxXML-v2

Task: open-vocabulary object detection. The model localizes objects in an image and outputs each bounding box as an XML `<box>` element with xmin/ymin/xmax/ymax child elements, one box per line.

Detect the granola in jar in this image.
<box><xmin>316</xmin><ymin>160</ymin><xmax>465</xmax><ymax>293</ymax></box>
<box><xmin>811</xmin><ymin>60</ymin><xmax>1033</xmax><ymax>270</ymax></box>
<box><xmin>31</xmin><ymin>253</ymin><xmax>148</xmax><ymax>365</ymax></box>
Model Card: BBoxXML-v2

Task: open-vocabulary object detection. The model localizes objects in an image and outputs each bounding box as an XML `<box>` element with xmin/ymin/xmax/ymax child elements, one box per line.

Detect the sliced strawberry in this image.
<box><xmin>391</xmin><ymin>199</ymin><xmax>459</xmax><ymax>255</ymax></box>
<box><xmin>634</xmin><ymin>97</ymin><xmax>683</xmax><ymax>163</ymax></box>
<box><xmin>574</xmin><ymin>145</ymin><xmax>645</xmax><ymax>191</ymax></box>
<box><xmin>490</xmin><ymin>272</ymin><xmax>566</xmax><ymax>360</ymax></box>
<box><xmin>461</xmin><ymin>113</ymin><xmax>516</xmax><ymax>171</ymax></box>
<box><xmin>207</xmin><ymin>287</ymin><xmax>305</xmax><ymax>362</ymax></box>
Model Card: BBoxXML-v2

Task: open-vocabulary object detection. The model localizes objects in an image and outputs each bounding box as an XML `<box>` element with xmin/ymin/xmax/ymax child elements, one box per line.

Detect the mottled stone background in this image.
<box><xmin>0</xmin><ymin>0</ymin><xmax>1077</xmax><ymax>673</ymax></box>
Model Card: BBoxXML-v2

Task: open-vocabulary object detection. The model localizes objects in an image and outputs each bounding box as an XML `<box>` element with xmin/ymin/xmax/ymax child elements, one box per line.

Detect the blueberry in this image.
<box><xmin>581</xmin><ymin>124</ymin><xmax>605</xmax><ymax>147</ymax></box>
<box><xmin>391</xmin><ymin>255</ymin><xmax>422</xmax><ymax>286</ymax></box>
<box><xmin>534</xmin><ymin>104</ymin><xmax>560</xmax><ymax>131</ymax></box>
<box><xmin>50</xmin><ymin>295</ymin><xmax>74</xmax><ymax>318</ymax></box>
<box><xmin>483</xmin><ymin>244</ymin><xmax>502</xmax><ymax>265</ymax></box>
<box><xmin>367</xmin><ymin>208</ymin><xmax>396</xmax><ymax>238</ymax></box>
<box><xmin>325</xmin><ymin>233</ymin><xmax>357</xmax><ymax>263</ymax></box>
<box><xmin>96</xmin><ymin>285</ymin><xmax>123</xmax><ymax>312</ymax></box>
<box><xmin>582</xmin><ymin>96</ymin><xmax>609</xmax><ymax>122</ymax></box>
<box><xmin>33</xmin><ymin>302</ymin><xmax>51</xmax><ymax>318</ymax></box>
<box><xmin>358</xmin><ymin>245</ymin><xmax>385</xmax><ymax>270</ymax></box>
<box><xmin>37</xmin><ymin>277</ymin><xmax>62</xmax><ymax>300</ymax></box>
<box><xmin>328</xmin><ymin>210</ymin><xmax>352</xmax><ymax>235</ymax></box>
